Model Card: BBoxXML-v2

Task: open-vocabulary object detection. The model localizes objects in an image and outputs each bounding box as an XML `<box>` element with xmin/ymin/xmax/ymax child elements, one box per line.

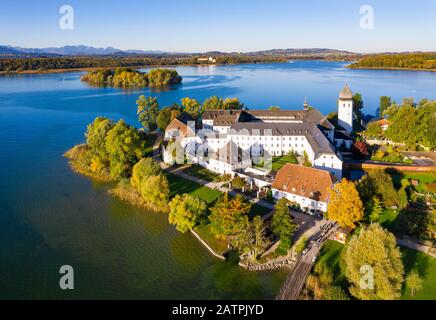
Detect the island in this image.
<box><xmin>349</xmin><ymin>52</ymin><xmax>436</xmax><ymax>72</ymax></box>
<box><xmin>80</xmin><ymin>68</ymin><xmax>182</xmax><ymax>87</ymax></box>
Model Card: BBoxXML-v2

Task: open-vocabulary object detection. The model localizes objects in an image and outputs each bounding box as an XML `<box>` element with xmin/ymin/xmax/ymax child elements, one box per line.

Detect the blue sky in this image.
<box><xmin>1</xmin><ymin>0</ymin><xmax>435</xmax><ymax>53</ymax></box>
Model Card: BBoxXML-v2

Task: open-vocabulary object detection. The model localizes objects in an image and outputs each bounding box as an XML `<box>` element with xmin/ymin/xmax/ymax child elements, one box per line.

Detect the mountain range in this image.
<box><xmin>0</xmin><ymin>45</ymin><xmax>355</xmax><ymax>57</ymax></box>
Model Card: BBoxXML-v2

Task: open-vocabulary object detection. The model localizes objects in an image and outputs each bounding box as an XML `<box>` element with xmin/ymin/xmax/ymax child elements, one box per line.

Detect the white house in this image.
<box><xmin>271</xmin><ymin>163</ymin><xmax>336</xmax><ymax>214</ymax></box>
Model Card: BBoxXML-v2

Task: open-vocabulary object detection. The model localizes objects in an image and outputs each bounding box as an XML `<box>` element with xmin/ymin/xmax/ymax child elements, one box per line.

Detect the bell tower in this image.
<box><xmin>338</xmin><ymin>84</ymin><xmax>353</xmax><ymax>133</ymax></box>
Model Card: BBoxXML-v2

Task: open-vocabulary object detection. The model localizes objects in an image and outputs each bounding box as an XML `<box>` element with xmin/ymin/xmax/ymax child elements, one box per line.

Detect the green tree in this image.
<box><xmin>302</xmin><ymin>151</ymin><xmax>312</xmax><ymax>167</ymax></box>
<box><xmin>268</xmin><ymin>106</ymin><xmax>281</xmax><ymax>110</ymax></box>
<box><xmin>364</xmin><ymin>122</ymin><xmax>382</xmax><ymax>138</ymax></box>
<box><xmin>105</xmin><ymin>120</ymin><xmax>144</xmax><ymax>179</ymax></box>
<box><xmin>344</xmin><ymin>223</ymin><xmax>404</xmax><ymax>300</ymax></box>
<box><xmin>405</xmin><ymin>270</ymin><xmax>423</xmax><ymax>297</ymax></box>
<box><xmin>137</xmin><ymin>95</ymin><xmax>159</xmax><ymax>130</ymax></box>
<box><xmin>138</xmin><ymin>174</ymin><xmax>170</xmax><ymax>211</ymax></box>
<box><xmin>352</xmin><ymin>93</ymin><xmax>364</xmax><ymax>124</ymax></box>
<box><xmin>366</xmin><ymin>196</ymin><xmax>383</xmax><ymax>223</ymax></box>
<box><xmin>209</xmin><ymin>193</ymin><xmax>250</xmax><ymax>239</ymax></box>
<box><xmin>84</xmin><ymin>117</ymin><xmax>114</xmax><ymax>174</ymax></box>
<box><xmin>231</xmin><ymin>176</ymin><xmax>248</xmax><ymax>190</ymax></box>
<box><xmin>147</xmin><ymin>68</ymin><xmax>182</xmax><ymax>87</ymax></box>
<box><xmin>327</xmin><ymin>179</ymin><xmax>364</xmax><ymax>229</ymax></box>
<box><xmin>322</xmin><ymin>286</ymin><xmax>350</xmax><ymax>300</ymax></box>
<box><xmin>356</xmin><ymin>170</ymin><xmax>399</xmax><ymax>208</ymax></box>
<box><xmin>156</xmin><ymin>104</ymin><xmax>181</xmax><ymax>131</ymax></box>
<box><xmin>379</xmin><ymin>96</ymin><xmax>392</xmax><ymax>118</ymax></box>
<box><xmin>130</xmin><ymin>157</ymin><xmax>161</xmax><ymax>190</ymax></box>
<box><xmin>272</xmin><ymin>198</ymin><xmax>297</xmax><ymax>248</ymax></box>
<box><xmin>232</xmin><ymin>215</ymin><xmax>269</xmax><ymax>261</ymax></box>
<box><xmin>222</xmin><ymin>97</ymin><xmax>244</xmax><ymax>110</ymax></box>
<box><xmin>168</xmin><ymin>194</ymin><xmax>207</xmax><ymax>233</ymax></box>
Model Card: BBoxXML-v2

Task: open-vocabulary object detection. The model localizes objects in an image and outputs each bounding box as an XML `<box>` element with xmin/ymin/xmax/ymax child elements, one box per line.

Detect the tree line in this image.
<box><xmin>350</xmin><ymin>53</ymin><xmax>436</xmax><ymax>71</ymax></box>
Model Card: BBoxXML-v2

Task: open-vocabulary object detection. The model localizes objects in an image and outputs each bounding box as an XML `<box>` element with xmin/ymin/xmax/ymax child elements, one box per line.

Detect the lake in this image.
<box><xmin>0</xmin><ymin>61</ymin><xmax>435</xmax><ymax>299</ymax></box>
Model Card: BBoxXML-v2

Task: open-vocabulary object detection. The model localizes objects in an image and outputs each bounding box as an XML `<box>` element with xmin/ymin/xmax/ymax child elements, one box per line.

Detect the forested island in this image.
<box><xmin>349</xmin><ymin>53</ymin><xmax>436</xmax><ymax>71</ymax></box>
<box><xmin>80</xmin><ymin>68</ymin><xmax>182</xmax><ymax>87</ymax></box>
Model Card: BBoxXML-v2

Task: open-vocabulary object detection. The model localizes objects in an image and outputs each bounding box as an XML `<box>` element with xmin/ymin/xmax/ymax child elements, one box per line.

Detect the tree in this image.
<box><xmin>84</xmin><ymin>117</ymin><xmax>114</xmax><ymax>173</ymax></box>
<box><xmin>268</xmin><ymin>106</ymin><xmax>280</xmax><ymax>110</ymax></box>
<box><xmin>272</xmin><ymin>198</ymin><xmax>297</xmax><ymax>248</ymax></box>
<box><xmin>365</xmin><ymin>196</ymin><xmax>383</xmax><ymax>223</ymax></box>
<box><xmin>379</xmin><ymin>96</ymin><xmax>392</xmax><ymax>118</ymax></box>
<box><xmin>156</xmin><ymin>104</ymin><xmax>181</xmax><ymax>131</ymax></box>
<box><xmin>352</xmin><ymin>93</ymin><xmax>364</xmax><ymax>124</ymax></box>
<box><xmin>168</xmin><ymin>194</ymin><xmax>207</xmax><ymax>233</ymax></box>
<box><xmin>322</xmin><ymin>286</ymin><xmax>350</xmax><ymax>300</ymax></box>
<box><xmin>364</xmin><ymin>122</ymin><xmax>382</xmax><ymax>138</ymax></box>
<box><xmin>131</xmin><ymin>157</ymin><xmax>161</xmax><ymax>190</ymax></box>
<box><xmin>203</xmin><ymin>96</ymin><xmax>223</xmax><ymax>110</ymax></box>
<box><xmin>231</xmin><ymin>176</ymin><xmax>248</xmax><ymax>190</ymax></box>
<box><xmin>232</xmin><ymin>215</ymin><xmax>269</xmax><ymax>261</ymax></box>
<box><xmin>222</xmin><ymin>97</ymin><xmax>244</xmax><ymax>110</ymax></box>
<box><xmin>137</xmin><ymin>95</ymin><xmax>159</xmax><ymax>130</ymax></box>
<box><xmin>356</xmin><ymin>170</ymin><xmax>399</xmax><ymax>208</ymax></box>
<box><xmin>105</xmin><ymin>120</ymin><xmax>144</xmax><ymax>179</ymax></box>
<box><xmin>147</xmin><ymin>68</ymin><xmax>182</xmax><ymax>87</ymax></box>
<box><xmin>344</xmin><ymin>223</ymin><xmax>404</xmax><ymax>300</ymax></box>
<box><xmin>327</xmin><ymin>179</ymin><xmax>364</xmax><ymax>229</ymax></box>
<box><xmin>406</xmin><ymin>270</ymin><xmax>423</xmax><ymax>297</ymax></box>
<box><xmin>138</xmin><ymin>174</ymin><xmax>170</xmax><ymax>211</ymax></box>
<box><xmin>181</xmin><ymin>97</ymin><xmax>202</xmax><ymax>117</ymax></box>
<box><xmin>209</xmin><ymin>193</ymin><xmax>250</xmax><ymax>239</ymax></box>
<box><xmin>302</xmin><ymin>151</ymin><xmax>312</xmax><ymax>167</ymax></box>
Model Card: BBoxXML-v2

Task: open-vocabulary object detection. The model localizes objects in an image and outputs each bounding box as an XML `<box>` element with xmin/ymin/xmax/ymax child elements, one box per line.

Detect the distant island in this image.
<box><xmin>349</xmin><ymin>52</ymin><xmax>436</xmax><ymax>72</ymax></box>
<box><xmin>81</xmin><ymin>68</ymin><xmax>182</xmax><ymax>87</ymax></box>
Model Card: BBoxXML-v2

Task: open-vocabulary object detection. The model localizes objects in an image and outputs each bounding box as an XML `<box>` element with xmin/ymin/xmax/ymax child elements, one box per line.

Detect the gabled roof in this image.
<box><xmin>211</xmin><ymin>141</ymin><xmax>249</xmax><ymax>165</ymax></box>
<box><xmin>339</xmin><ymin>84</ymin><xmax>353</xmax><ymax>100</ymax></box>
<box><xmin>272</xmin><ymin>163</ymin><xmax>335</xmax><ymax>203</ymax></box>
<box><xmin>165</xmin><ymin>112</ymin><xmax>196</xmax><ymax>137</ymax></box>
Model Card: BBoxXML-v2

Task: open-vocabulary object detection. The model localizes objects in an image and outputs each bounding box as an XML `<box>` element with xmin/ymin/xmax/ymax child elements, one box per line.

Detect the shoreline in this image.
<box><xmin>348</xmin><ymin>66</ymin><xmax>436</xmax><ymax>73</ymax></box>
<box><xmin>0</xmin><ymin>58</ymin><xmax>353</xmax><ymax>76</ymax></box>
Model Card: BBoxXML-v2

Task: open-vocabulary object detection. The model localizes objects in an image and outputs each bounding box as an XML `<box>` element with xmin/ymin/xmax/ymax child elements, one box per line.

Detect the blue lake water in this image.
<box><xmin>0</xmin><ymin>61</ymin><xmax>435</xmax><ymax>299</ymax></box>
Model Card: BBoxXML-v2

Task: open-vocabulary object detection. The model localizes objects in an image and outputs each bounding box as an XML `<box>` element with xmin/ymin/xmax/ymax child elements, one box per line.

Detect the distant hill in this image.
<box><xmin>0</xmin><ymin>44</ymin><xmax>356</xmax><ymax>57</ymax></box>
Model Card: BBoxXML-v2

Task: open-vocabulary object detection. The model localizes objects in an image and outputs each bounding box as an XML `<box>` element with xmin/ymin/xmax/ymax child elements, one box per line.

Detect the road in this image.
<box><xmin>276</xmin><ymin>221</ymin><xmax>337</xmax><ymax>300</ymax></box>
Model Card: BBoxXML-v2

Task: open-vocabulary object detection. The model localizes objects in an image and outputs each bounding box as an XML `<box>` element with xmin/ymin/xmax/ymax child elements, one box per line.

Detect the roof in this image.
<box><xmin>211</xmin><ymin>141</ymin><xmax>249</xmax><ymax>165</ymax></box>
<box><xmin>165</xmin><ymin>112</ymin><xmax>196</xmax><ymax>137</ymax></box>
<box><xmin>339</xmin><ymin>84</ymin><xmax>353</xmax><ymax>100</ymax></box>
<box><xmin>202</xmin><ymin>110</ymin><xmax>245</xmax><ymax>126</ymax></box>
<box><xmin>378</xmin><ymin>119</ymin><xmax>391</xmax><ymax>126</ymax></box>
<box><xmin>334</xmin><ymin>130</ymin><xmax>353</xmax><ymax>140</ymax></box>
<box><xmin>272</xmin><ymin>163</ymin><xmax>335</xmax><ymax>203</ymax></box>
<box><xmin>229</xmin><ymin>122</ymin><xmax>337</xmax><ymax>156</ymax></box>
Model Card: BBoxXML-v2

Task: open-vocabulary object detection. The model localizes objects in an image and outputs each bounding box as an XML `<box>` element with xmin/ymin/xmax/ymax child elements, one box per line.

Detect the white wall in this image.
<box><xmin>313</xmin><ymin>153</ymin><xmax>343</xmax><ymax>179</ymax></box>
<box><xmin>272</xmin><ymin>189</ymin><xmax>328</xmax><ymax>213</ymax></box>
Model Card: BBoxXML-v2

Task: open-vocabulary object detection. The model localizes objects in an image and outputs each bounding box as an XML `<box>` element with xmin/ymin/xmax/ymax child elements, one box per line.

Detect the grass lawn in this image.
<box><xmin>378</xmin><ymin>208</ymin><xmax>399</xmax><ymax>229</ymax></box>
<box><xmin>381</xmin><ymin>169</ymin><xmax>436</xmax><ymax>192</ymax></box>
<box><xmin>185</xmin><ymin>164</ymin><xmax>220</xmax><ymax>182</ymax></box>
<box><xmin>143</xmin><ymin>132</ymin><xmax>159</xmax><ymax>157</ymax></box>
<box><xmin>166</xmin><ymin>172</ymin><xmax>222</xmax><ymax>204</ymax></box>
<box><xmin>401</xmin><ymin>247</ymin><xmax>436</xmax><ymax>300</ymax></box>
<box><xmin>316</xmin><ymin>240</ymin><xmax>348</xmax><ymax>288</ymax></box>
<box><xmin>271</xmin><ymin>154</ymin><xmax>298</xmax><ymax>171</ymax></box>
<box><xmin>194</xmin><ymin>223</ymin><xmax>229</xmax><ymax>255</ymax></box>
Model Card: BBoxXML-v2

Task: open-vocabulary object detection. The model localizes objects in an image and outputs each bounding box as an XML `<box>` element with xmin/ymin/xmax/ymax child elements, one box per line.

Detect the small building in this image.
<box><xmin>197</xmin><ymin>56</ymin><xmax>216</xmax><ymax>63</ymax></box>
<box><xmin>331</xmin><ymin>227</ymin><xmax>352</xmax><ymax>244</ymax></box>
<box><xmin>377</xmin><ymin>119</ymin><xmax>391</xmax><ymax>131</ymax></box>
<box><xmin>271</xmin><ymin>163</ymin><xmax>336</xmax><ymax>214</ymax></box>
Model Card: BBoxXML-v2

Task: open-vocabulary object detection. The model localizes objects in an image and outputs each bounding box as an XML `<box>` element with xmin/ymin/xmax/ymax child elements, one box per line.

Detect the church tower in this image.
<box><xmin>338</xmin><ymin>84</ymin><xmax>353</xmax><ymax>133</ymax></box>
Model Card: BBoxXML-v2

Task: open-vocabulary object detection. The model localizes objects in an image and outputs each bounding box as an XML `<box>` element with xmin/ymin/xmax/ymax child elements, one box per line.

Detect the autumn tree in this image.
<box><xmin>137</xmin><ymin>95</ymin><xmax>159</xmax><ymax>130</ymax></box>
<box><xmin>138</xmin><ymin>174</ymin><xmax>170</xmax><ymax>211</ymax></box>
<box><xmin>232</xmin><ymin>215</ymin><xmax>269</xmax><ymax>261</ymax></box>
<box><xmin>344</xmin><ymin>223</ymin><xmax>404</xmax><ymax>300</ymax></box>
<box><xmin>203</xmin><ymin>96</ymin><xmax>223</xmax><ymax>110</ymax></box>
<box><xmin>364</xmin><ymin>122</ymin><xmax>383</xmax><ymax>138</ymax></box>
<box><xmin>168</xmin><ymin>194</ymin><xmax>207</xmax><ymax>233</ymax></box>
<box><xmin>379</xmin><ymin>96</ymin><xmax>392</xmax><ymax>118</ymax></box>
<box><xmin>209</xmin><ymin>193</ymin><xmax>250</xmax><ymax>239</ymax></box>
<box><xmin>105</xmin><ymin>120</ymin><xmax>144</xmax><ymax>179</ymax></box>
<box><xmin>84</xmin><ymin>117</ymin><xmax>114</xmax><ymax>174</ymax></box>
<box><xmin>405</xmin><ymin>270</ymin><xmax>423</xmax><ymax>297</ymax></box>
<box><xmin>302</xmin><ymin>151</ymin><xmax>312</xmax><ymax>167</ymax></box>
<box><xmin>268</xmin><ymin>106</ymin><xmax>281</xmax><ymax>110</ymax></box>
<box><xmin>231</xmin><ymin>176</ymin><xmax>248</xmax><ymax>190</ymax></box>
<box><xmin>181</xmin><ymin>97</ymin><xmax>202</xmax><ymax>118</ymax></box>
<box><xmin>272</xmin><ymin>198</ymin><xmax>297</xmax><ymax>249</ymax></box>
<box><xmin>327</xmin><ymin>178</ymin><xmax>364</xmax><ymax>229</ymax></box>
<box><xmin>131</xmin><ymin>157</ymin><xmax>161</xmax><ymax>190</ymax></box>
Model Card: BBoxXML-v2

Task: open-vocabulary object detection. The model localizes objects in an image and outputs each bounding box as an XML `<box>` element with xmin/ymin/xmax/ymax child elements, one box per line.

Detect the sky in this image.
<box><xmin>1</xmin><ymin>0</ymin><xmax>435</xmax><ymax>53</ymax></box>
